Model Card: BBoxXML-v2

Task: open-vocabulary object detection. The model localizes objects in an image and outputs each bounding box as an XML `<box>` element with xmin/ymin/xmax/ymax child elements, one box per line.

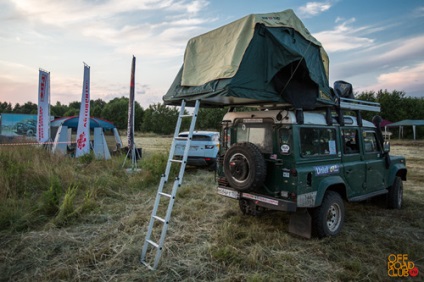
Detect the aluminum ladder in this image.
<box><xmin>140</xmin><ymin>99</ymin><xmax>200</xmax><ymax>270</ymax></box>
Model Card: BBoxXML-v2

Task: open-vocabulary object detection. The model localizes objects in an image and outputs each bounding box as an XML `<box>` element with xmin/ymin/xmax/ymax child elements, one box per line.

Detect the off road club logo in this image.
<box><xmin>387</xmin><ymin>254</ymin><xmax>419</xmax><ymax>278</ymax></box>
<box><xmin>77</xmin><ymin>132</ymin><xmax>87</xmax><ymax>150</ymax></box>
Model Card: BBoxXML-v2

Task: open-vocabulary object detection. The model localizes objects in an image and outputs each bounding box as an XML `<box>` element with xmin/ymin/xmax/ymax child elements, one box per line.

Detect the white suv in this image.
<box><xmin>174</xmin><ymin>131</ymin><xmax>220</xmax><ymax>169</ymax></box>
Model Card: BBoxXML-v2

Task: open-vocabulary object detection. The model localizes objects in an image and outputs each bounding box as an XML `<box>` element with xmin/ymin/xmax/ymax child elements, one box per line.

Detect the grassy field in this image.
<box><xmin>0</xmin><ymin>137</ymin><xmax>423</xmax><ymax>281</ymax></box>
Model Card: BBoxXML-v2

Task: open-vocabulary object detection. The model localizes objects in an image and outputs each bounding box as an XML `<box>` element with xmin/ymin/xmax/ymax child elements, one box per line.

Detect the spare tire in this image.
<box><xmin>223</xmin><ymin>142</ymin><xmax>266</xmax><ymax>192</ymax></box>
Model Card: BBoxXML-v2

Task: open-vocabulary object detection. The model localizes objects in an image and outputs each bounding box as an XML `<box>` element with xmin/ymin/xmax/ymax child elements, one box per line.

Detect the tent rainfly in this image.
<box><xmin>386</xmin><ymin>120</ymin><xmax>424</xmax><ymax>140</ymax></box>
<box><xmin>163</xmin><ymin>9</ymin><xmax>334</xmax><ymax>109</ymax></box>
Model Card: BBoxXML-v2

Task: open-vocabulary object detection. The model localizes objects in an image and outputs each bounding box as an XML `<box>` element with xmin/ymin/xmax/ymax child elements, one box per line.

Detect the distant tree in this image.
<box><xmin>197</xmin><ymin>107</ymin><xmax>228</xmax><ymax>131</ymax></box>
<box><xmin>141</xmin><ymin>103</ymin><xmax>184</xmax><ymax>134</ymax></box>
<box><xmin>134</xmin><ymin>101</ymin><xmax>144</xmax><ymax>131</ymax></box>
<box><xmin>13</xmin><ymin>102</ymin><xmax>37</xmax><ymax>114</ymax></box>
<box><xmin>91</xmin><ymin>99</ymin><xmax>106</xmax><ymax>118</ymax></box>
<box><xmin>0</xmin><ymin>101</ymin><xmax>13</xmax><ymax>113</ymax></box>
<box><xmin>376</xmin><ymin>90</ymin><xmax>407</xmax><ymax>122</ymax></box>
<box><xmin>356</xmin><ymin>89</ymin><xmax>412</xmax><ymax>122</ymax></box>
<box><xmin>68</xmin><ymin>101</ymin><xmax>81</xmax><ymax>112</ymax></box>
<box><xmin>51</xmin><ymin>101</ymin><xmax>69</xmax><ymax>117</ymax></box>
<box><xmin>63</xmin><ymin>108</ymin><xmax>78</xmax><ymax>117</ymax></box>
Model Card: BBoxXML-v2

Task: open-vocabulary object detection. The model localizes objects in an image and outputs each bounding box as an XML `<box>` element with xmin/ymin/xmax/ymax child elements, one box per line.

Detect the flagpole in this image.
<box><xmin>123</xmin><ymin>55</ymin><xmax>141</xmax><ymax>172</ymax></box>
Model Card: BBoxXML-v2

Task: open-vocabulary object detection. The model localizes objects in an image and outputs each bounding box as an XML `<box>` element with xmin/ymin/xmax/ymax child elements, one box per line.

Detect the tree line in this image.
<box><xmin>1</xmin><ymin>90</ymin><xmax>423</xmax><ymax>135</ymax></box>
<box><xmin>0</xmin><ymin>97</ymin><xmax>228</xmax><ymax>134</ymax></box>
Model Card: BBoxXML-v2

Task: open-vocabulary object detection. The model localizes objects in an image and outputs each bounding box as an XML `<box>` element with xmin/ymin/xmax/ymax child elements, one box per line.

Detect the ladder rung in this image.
<box><xmin>171</xmin><ymin>159</ymin><xmax>183</xmax><ymax>163</ymax></box>
<box><xmin>180</xmin><ymin>114</ymin><xmax>193</xmax><ymax>118</ymax></box>
<box><xmin>153</xmin><ymin>215</ymin><xmax>166</xmax><ymax>223</ymax></box>
<box><xmin>141</xmin><ymin>260</ymin><xmax>155</xmax><ymax>271</ymax></box>
<box><xmin>158</xmin><ymin>192</ymin><xmax>172</xmax><ymax>198</ymax></box>
<box><xmin>147</xmin><ymin>239</ymin><xmax>160</xmax><ymax>249</ymax></box>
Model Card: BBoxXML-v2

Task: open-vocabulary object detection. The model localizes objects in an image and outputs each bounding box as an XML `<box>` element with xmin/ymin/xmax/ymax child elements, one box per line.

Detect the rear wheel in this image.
<box><xmin>311</xmin><ymin>191</ymin><xmax>345</xmax><ymax>238</ymax></box>
<box><xmin>387</xmin><ymin>176</ymin><xmax>403</xmax><ymax>209</ymax></box>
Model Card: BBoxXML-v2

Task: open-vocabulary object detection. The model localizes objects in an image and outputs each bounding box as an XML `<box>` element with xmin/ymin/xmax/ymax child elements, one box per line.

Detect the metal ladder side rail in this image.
<box><xmin>140</xmin><ymin>100</ymin><xmax>188</xmax><ymax>264</ymax></box>
<box><xmin>163</xmin><ymin>99</ymin><xmax>188</xmax><ymax>184</ymax></box>
<box><xmin>141</xmin><ymin>99</ymin><xmax>200</xmax><ymax>270</ymax></box>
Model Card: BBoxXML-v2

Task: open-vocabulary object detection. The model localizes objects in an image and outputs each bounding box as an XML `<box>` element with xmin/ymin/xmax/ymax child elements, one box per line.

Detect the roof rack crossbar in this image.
<box><xmin>338</xmin><ymin>97</ymin><xmax>380</xmax><ymax>112</ymax></box>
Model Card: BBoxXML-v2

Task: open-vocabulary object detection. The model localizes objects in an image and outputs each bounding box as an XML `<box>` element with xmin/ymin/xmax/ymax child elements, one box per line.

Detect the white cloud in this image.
<box><xmin>370</xmin><ymin>63</ymin><xmax>424</xmax><ymax>94</ymax></box>
<box><xmin>314</xmin><ymin>18</ymin><xmax>374</xmax><ymax>52</ymax></box>
<box><xmin>374</xmin><ymin>35</ymin><xmax>424</xmax><ymax>63</ymax></box>
<box><xmin>0</xmin><ymin>0</ymin><xmax>216</xmax><ymax>105</ymax></box>
<box><xmin>298</xmin><ymin>1</ymin><xmax>332</xmax><ymax>17</ymax></box>
<box><xmin>413</xmin><ymin>6</ymin><xmax>424</xmax><ymax>17</ymax></box>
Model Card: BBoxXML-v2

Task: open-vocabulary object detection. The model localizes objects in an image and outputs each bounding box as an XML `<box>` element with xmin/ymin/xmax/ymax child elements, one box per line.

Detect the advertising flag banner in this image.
<box><xmin>75</xmin><ymin>63</ymin><xmax>91</xmax><ymax>157</ymax></box>
<box><xmin>37</xmin><ymin>69</ymin><xmax>51</xmax><ymax>143</ymax></box>
<box><xmin>127</xmin><ymin>56</ymin><xmax>136</xmax><ymax>152</ymax></box>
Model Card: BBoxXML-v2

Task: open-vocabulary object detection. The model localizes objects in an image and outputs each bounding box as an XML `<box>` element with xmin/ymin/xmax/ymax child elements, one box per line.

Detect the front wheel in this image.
<box><xmin>311</xmin><ymin>191</ymin><xmax>345</xmax><ymax>238</ymax></box>
<box><xmin>387</xmin><ymin>176</ymin><xmax>403</xmax><ymax>209</ymax></box>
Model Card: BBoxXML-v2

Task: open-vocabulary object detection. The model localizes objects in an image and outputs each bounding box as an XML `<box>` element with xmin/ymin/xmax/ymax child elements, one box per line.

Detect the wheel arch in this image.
<box><xmin>387</xmin><ymin>165</ymin><xmax>407</xmax><ymax>187</ymax></box>
<box><xmin>396</xmin><ymin>168</ymin><xmax>407</xmax><ymax>181</ymax></box>
<box><xmin>315</xmin><ymin>176</ymin><xmax>347</xmax><ymax>206</ymax></box>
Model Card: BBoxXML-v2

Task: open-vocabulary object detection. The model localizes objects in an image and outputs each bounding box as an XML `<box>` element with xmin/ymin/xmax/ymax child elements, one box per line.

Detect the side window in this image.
<box><xmin>363</xmin><ymin>131</ymin><xmax>380</xmax><ymax>153</ymax></box>
<box><xmin>300</xmin><ymin>127</ymin><xmax>338</xmax><ymax>157</ymax></box>
<box><xmin>342</xmin><ymin>128</ymin><xmax>359</xmax><ymax>154</ymax></box>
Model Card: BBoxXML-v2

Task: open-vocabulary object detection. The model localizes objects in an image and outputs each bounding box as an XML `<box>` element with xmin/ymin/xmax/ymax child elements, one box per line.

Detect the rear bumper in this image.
<box><xmin>175</xmin><ymin>156</ymin><xmax>216</xmax><ymax>166</ymax></box>
<box><xmin>217</xmin><ymin>186</ymin><xmax>297</xmax><ymax>212</ymax></box>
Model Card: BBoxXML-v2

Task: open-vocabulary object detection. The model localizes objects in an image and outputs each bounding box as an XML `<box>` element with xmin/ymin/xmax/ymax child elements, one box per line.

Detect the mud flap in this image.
<box><xmin>288</xmin><ymin>208</ymin><xmax>312</xmax><ymax>239</ymax></box>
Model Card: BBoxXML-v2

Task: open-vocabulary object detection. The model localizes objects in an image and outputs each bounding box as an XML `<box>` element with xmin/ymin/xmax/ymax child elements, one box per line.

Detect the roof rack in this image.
<box><xmin>338</xmin><ymin>97</ymin><xmax>380</xmax><ymax>112</ymax></box>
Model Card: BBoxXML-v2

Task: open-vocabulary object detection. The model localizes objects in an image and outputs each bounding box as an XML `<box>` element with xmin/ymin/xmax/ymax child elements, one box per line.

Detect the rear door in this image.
<box><xmin>361</xmin><ymin>129</ymin><xmax>387</xmax><ymax>192</ymax></box>
<box><xmin>341</xmin><ymin>128</ymin><xmax>366</xmax><ymax>197</ymax></box>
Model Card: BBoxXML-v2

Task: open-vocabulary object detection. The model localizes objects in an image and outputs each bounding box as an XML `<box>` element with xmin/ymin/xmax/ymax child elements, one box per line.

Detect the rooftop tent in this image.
<box><xmin>163</xmin><ymin>9</ymin><xmax>333</xmax><ymax>109</ymax></box>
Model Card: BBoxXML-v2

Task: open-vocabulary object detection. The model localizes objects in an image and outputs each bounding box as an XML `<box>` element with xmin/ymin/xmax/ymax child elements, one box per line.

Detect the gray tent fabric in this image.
<box><xmin>386</xmin><ymin>120</ymin><xmax>424</xmax><ymax>127</ymax></box>
<box><xmin>163</xmin><ymin>10</ymin><xmax>333</xmax><ymax>109</ymax></box>
<box><xmin>386</xmin><ymin>120</ymin><xmax>424</xmax><ymax>140</ymax></box>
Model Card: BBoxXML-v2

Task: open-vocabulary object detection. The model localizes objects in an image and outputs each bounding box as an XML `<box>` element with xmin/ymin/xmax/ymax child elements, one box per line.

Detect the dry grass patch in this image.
<box><xmin>0</xmin><ymin>141</ymin><xmax>423</xmax><ymax>281</ymax></box>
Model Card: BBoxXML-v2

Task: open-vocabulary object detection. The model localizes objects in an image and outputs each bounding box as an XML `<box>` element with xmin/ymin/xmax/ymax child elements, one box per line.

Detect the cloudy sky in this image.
<box><xmin>0</xmin><ymin>0</ymin><xmax>423</xmax><ymax>107</ymax></box>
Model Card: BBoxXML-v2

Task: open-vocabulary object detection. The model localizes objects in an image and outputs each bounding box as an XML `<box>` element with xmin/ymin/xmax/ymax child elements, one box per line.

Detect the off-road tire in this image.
<box><xmin>387</xmin><ymin>176</ymin><xmax>403</xmax><ymax>209</ymax></box>
<box><xmin>311</xmin><ymin>191</ymin><xmax>345</xmax><ymax>238</ymax></box>
<box><xmin>223</xmin><ymin>142</ymin><xmax>266</xmax><ymax>192</ymax></box>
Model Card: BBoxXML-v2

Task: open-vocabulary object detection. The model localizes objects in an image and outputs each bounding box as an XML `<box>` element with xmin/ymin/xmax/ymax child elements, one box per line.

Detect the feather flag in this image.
<box><xmin>127</xmin><ymin>56</ymin><xmax>136</xmax><ymax>153</ymax></box>
<box><xmin>75</xmin><ymin>63</ymin><xmax>91</xmax><ymax>157</ymax></box>
<box><xmin>37</xmin><ymin>69</ymin><xmax>51</xmax><ymax>143</ymax></box>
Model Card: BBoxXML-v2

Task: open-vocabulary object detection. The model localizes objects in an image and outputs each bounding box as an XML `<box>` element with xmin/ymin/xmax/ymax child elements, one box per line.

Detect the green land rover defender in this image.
<box><xmin>217</xmin><ymin>102</ymin><xmax>407</xmax><ymax>238</ymax></box>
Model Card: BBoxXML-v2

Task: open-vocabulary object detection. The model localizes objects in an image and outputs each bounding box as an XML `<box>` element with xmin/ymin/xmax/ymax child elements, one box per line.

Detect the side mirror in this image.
<box><xmin>383</xmin><ymin>141</ymin><xmax>390</xmax><ymax>153</ymax></box>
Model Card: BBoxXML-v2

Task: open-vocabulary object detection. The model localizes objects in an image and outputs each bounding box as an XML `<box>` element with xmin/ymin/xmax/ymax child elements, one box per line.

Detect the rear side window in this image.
<box><xmin>300</xmin><ymin>127</ymin><xmax>338</xmax><ymax>157</ymax></box>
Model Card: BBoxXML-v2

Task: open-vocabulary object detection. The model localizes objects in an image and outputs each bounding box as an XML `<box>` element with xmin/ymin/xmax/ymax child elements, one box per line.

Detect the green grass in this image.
<box><xmin>0</xmin><ymin>140</ymin><xmax>423</xmax><ymax>281</ymax></box>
